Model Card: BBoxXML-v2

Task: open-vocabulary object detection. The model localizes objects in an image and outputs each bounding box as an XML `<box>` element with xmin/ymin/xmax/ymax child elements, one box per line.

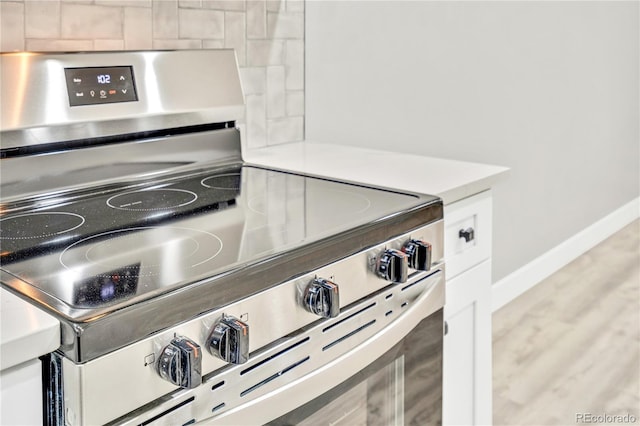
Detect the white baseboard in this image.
<box><xmin>492</xmin><ymin>197</ymin><xmax>640</xmax><ymax>312</ymax></box>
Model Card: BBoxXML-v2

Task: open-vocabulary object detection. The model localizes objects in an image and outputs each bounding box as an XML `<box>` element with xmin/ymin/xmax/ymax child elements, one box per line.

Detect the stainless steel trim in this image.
<box><xmin>1</xmin><ymin>50</ymin><xmax>244</xmax><ymax>147</ymax></box>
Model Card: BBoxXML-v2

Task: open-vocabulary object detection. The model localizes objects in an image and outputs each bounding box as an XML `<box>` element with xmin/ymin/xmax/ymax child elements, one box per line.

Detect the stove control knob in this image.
<box><xmin>208</xmin><ymin>315</ymin><xmax>249</xmax><ymax>364</ymax></box>
<box><xmin>376</xmin><ymin>249</ymin><xmax>408</xmax><ymax>283</ymax></box>
<box><xmin>157</xmin><ymin>335</ymin><xmax>202</xmax><ymax>389</ymax></box>
<box><xmin>402</xmin><ymin>239</ymin><xmax>432</xmax><ymax>271</ymax></box>
<box><xmin>304</xmin><ymin>278</ymin><xmax>340</xmax><ymax>318</ymax></box>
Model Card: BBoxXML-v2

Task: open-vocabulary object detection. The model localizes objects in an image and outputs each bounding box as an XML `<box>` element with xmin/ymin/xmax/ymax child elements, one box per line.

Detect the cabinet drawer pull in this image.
<box><xmin>459</xmin><ymin>227</ymin><xmax>475</xmax><ymax>243</ymax></box>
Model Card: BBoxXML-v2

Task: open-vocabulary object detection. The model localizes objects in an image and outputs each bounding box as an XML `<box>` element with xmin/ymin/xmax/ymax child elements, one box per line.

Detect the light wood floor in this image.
<box><xmin>493</xmin><ymin>219</ymin><xmax>640</xmax><ymax>426</ymax></box>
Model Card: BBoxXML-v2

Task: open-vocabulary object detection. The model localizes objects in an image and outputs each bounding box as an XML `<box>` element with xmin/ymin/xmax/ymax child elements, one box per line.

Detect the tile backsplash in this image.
<box><xmin>0</xmin><ymin>0</ymin><xmax>304</xmax><ymax>149</ymax></box>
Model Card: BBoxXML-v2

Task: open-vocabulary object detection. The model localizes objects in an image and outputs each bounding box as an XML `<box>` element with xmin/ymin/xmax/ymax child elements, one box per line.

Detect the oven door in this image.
<box><xmin>205</xmin><ymin>271</ymin><xmax>444</xmax><ymax>426</ymax></box>
<box><xmin>268</xmin><ymin>310</ymin><xmax>443</xmax><ymax>426</ymax></box>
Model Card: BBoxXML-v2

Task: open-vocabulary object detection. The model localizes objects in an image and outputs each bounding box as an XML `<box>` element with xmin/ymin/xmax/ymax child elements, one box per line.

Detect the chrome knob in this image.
<box><xmin>157</xmin><ymin>335</ymin><xmax>202</xmax><ymax>389</ymax></box>
<box><xmin>402</xmin><ymin>239</ymin><xmax>432</xmax><ymax>271</ymax></box>
<box><xmin>208</xmin><ymin>315</ymin><xmax>249</xmax><ymax>364</ymax></box>
<box><xmin>376</xmin><ymin>249</ymin><xmax>408</xmax><ymax>283</ymax></box>
<box><xmin>304</xmin><ymin>277</ymin><xmax>340</xmax><ymax>318</ymax></box>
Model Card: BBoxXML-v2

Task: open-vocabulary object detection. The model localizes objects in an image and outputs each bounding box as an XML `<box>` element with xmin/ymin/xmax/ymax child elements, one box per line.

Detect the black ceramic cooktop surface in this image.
<box><xmin>0</xmin><ymin>165</ymin><xmax>438</xmax><ymax>309</ymax></box>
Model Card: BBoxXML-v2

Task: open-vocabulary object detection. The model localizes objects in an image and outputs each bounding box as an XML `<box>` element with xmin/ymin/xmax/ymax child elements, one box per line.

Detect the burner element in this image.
<box><xmin>107</xmin><ymin>189</ymin><xmax>197</xmax><ymax>211</ymax></box>
<box><xmin>0</xmin><ymin>212</ymin><xmax>85</xmax><ymax>240</ymax></box>
<box><xmin>59</xmin><ymin>226</ymin><xmax>224</xmax><ymax>276</ymax></box>
<box><xmin>201</xmin><ymin>173</ymin><xmax>241</xmax><ymax>190</ymax></box>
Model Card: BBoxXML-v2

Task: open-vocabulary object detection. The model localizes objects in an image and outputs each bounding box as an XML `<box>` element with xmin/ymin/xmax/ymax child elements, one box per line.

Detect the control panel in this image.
<box><xmin>69</xmin><ymin>220</ymin><xmax>442</xmax><ymax>425</ymax></box>
<box><xmin>64</xmin><ymin>66</ymin><xmax>138</xmax><ymax>106</ymax></box>
<box><xmin>154</xmin><ymin>228</ymin><xmax>440</xmax><ymax>389</ymax></box>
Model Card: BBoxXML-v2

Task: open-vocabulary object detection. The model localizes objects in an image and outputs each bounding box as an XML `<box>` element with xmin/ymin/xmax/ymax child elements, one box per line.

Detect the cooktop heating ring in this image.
<box><xmin>107</xmin><ymin>188</ymin><xmax>198</xmax><ymax>211</ymax></box>
<box><xmin>59</xmin><ymin>226</ymin><xmax>224</xmax><ymax>274</ymax></box>
<box><xmin>0</xmin><ymin>212</ymin><xmax>86</xmax><ymax>240</ymax></box>
<box><xmin>201</xmin><ymin>173</ymin><xmax>242</xmax><ymax>190</ymax></box>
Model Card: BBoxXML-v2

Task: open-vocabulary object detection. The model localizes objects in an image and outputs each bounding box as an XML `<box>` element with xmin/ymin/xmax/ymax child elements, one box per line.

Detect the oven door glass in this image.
<box><xmin>266</xmin><ymin>309</ymin><xmax>443</xmax><ymax>426</ymax></box>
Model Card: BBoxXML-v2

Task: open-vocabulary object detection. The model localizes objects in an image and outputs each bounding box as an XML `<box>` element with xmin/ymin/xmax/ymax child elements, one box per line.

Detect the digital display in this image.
<box><xmin>64</xmin><ymin>66</ymin><xmax>138</xmax><ymax>107</ymax></box>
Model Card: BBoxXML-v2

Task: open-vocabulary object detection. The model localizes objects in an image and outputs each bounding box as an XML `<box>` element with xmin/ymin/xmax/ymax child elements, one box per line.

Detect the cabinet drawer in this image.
<box><xmin>444</xmin><ymin>191</ymin><xmax>492</xmax><ymax>279</ymax></box>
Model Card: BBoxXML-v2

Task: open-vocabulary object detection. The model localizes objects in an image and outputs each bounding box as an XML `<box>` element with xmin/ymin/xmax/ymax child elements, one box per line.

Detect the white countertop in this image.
<box><xmin>245</xmin><ymin>141</ymin><xmax>509</xmax><ymax>205</ymax></box>
<box><xmin>1</xmin><ymin>289</ymin><xmax>59</xmax><ymax>371</ymax></box>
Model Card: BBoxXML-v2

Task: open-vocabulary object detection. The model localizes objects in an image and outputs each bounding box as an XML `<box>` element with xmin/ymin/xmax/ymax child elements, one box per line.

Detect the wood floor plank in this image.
<box><xmin>493</xmin><ymin>219</ymin><xmax>640</xmax><ymax>426</ymax></box>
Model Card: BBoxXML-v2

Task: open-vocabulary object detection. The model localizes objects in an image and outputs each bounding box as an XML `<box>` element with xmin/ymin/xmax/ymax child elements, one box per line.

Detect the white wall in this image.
<box><xmin>305</xmin><ymin>1</ymin><xmax>639</xmax><ymax>282</ymax></box>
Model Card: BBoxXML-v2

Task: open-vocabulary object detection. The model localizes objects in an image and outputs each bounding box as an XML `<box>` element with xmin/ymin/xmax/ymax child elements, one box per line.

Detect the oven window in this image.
<box><xmin>295</xmin><ymin>357</ymin><xmax>405</xmax><ymax>425</ymax></box>
<box><xmin>267</xmin><ymin>310</ymin><xmax>443</xmax><ymax>426</ymax></box>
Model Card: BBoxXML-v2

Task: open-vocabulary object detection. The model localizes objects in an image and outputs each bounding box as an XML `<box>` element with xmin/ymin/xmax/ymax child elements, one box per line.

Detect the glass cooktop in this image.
<box><xmin>0</xmin><ymin>165</ymin><xmax>437</xmax><ymax>309</ymax></box>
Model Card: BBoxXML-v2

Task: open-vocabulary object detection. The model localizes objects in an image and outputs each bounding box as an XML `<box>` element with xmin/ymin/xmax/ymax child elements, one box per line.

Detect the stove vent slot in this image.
<box><xmin>235</xmin><ymin>336</ymin><xmax>311</xmax><ymax>399</ymax></box>
<box><xmin>401</xmin><ymin>270</ymin><xmax>440</xmax><ymax>292</ymax></box>
<box><xmin>240</xmin><ymin>336</ymin><xmax>309</xmax><ymax>376</ymax></box>
<box><xmin>210</xmin><ymin>380</ymin><xmax>225</xmax><ymax>391</ymax></box>
<box><xmin>211</xmin><ymin>402</ymin><xmax>226</xmax><ymax>413</ymax></box>
<box><xmin>207</xmin><ymin>381</ymin><xmax>226</xmax><ymax>415</ymax></box>
<box><xmin>138</xmin><ymin>396</ymin><xmax>195</xmax><ymax>426</ymax></box>
<box><xmin>240</xmin><ymin>356</ymin><xmax>310</xmax><ymax>397</ymax></box>
<box><xmin>322</xmin><ymin>302</ymin><xmax>376</xmax><ymax>333</ymax></box>
<box><xmin>322</xmin><ymin>319</ymin><xmax>377</xmax><ymax>351</ymax></box>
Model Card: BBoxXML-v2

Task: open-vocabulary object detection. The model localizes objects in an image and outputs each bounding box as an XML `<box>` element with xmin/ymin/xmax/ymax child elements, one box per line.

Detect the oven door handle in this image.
<box><xmin>204</xmin><ymin>268</ymin><xmax>445</xmax><ymax>426</ymax></box>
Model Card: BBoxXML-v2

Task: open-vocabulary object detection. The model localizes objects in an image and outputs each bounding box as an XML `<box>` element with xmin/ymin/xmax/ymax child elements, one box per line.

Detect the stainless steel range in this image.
<box><xmin>0</xmin><ymin>50</ymin><xmax>445</xmax><ymax>425</ymax></box>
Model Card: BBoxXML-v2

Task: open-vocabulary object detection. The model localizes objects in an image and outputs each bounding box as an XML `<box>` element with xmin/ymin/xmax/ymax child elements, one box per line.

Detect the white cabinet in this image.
<box><xmin>443</xmin><ymin>190</ymin><xmax>493</xmax><ymax>426</ymax></box>
<box><xmin>0</xmin><ymin>359</ymin><xmax>43</xmax><ymax>425</ymax></box>
<box><xmin>1</xmin><ymin>288</ymin><xmax>60</xmax><ymax>426</ymax></box>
